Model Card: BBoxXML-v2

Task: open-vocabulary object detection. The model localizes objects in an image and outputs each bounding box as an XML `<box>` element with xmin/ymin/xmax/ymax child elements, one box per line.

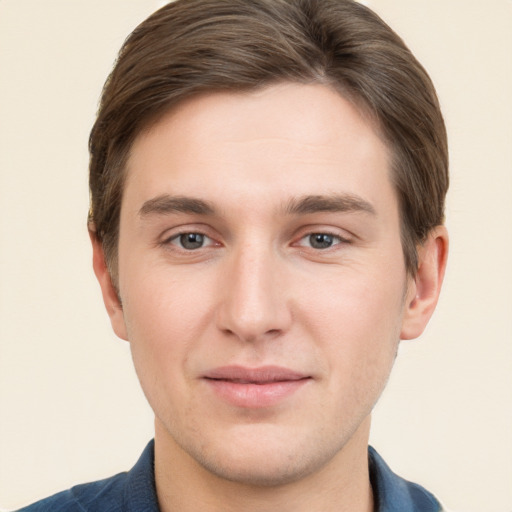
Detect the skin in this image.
<box><xmin>92</xmin><ymin>83</ymin><xmax>448</xmax><ymax>512</ymax></box>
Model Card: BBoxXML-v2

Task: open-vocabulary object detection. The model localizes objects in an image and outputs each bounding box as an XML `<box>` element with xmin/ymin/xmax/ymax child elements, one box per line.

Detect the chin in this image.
<box><xmin>197</xmin><ymin>448</ymin><xmax>322</xmax><ymax>487</ymax></box>
<box><xmin>180</xmin><ymin>423</ymin><xmax>349</xmax><ymax>488</ymax></box>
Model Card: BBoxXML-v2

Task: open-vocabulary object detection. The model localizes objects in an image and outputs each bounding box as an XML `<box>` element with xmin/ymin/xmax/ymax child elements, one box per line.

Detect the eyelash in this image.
<box><xmin>161</xmin><ymin>229</ymin><xmax>350</xmax><ymax>252</ymax></box>
<box><xmin>162</xmin><ymin>231</ymin><xmax>217</xmax><ymax>251</ymax></box>
<box><xmin>296</xmin><ymin>232</ymin><xmax>349</xmax><ymax>250</ymax></box>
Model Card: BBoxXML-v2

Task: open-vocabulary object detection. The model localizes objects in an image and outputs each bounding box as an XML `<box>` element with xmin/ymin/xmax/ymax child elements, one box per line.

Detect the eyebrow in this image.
<box><xmin>139</xmin><ymin>195</ymin><xmax>215</xmax><ymax>217</ymax></box>
<box><xmin>285</xmin><ymin>194</ymin><xmax>376</xmax><ymax>216</ymax></box>
<box><xmin>138</xmin><ymin>192</ymin><xmax>376</xmax><ymax>219</ymax></box>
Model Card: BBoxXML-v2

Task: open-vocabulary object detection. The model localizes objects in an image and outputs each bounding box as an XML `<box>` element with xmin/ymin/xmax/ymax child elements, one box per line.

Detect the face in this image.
<box><xmin>104</xmin><ymin>83</ymin><xmax>419</xmax><ymax>486</ymax></box>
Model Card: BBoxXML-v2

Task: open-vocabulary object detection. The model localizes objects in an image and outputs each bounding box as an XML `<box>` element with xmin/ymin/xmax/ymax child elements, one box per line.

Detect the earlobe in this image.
<box><xmin>89</xmin><ymin>228</ymin><xmax>129</xmax><ymax>341</ymax></box>
<box><xmin>400</xmin><ymin>225</ymin><xmax>449</xmax><ymax>340</ymax></box>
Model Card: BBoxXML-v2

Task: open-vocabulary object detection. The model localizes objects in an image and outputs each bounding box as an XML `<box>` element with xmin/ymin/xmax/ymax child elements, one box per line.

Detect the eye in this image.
<box><xmin>298</xmin><ymin>233</ymin><xmax>345</xmax><ymax>250</ymax></box>
<box><xmin>168</xmin><ymin>232</ymin><xmax>213</xmax><ymax>250</ymax></box>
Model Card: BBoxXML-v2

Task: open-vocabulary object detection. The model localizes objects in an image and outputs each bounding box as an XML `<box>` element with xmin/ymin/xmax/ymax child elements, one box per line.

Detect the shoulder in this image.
<box><xmin>15</xmin><ymin>472</ymin><xmax>129</xmax><ymax>512</ymax></box>
<box><xmin>368</xmin><ymin>446</ymin><xmax>443</xmax><ymax>512</ymax></box>
<box><xmin>15</xmin><ymin>441</ymin><xmax>158</xmax><ymax>512</ymax></box>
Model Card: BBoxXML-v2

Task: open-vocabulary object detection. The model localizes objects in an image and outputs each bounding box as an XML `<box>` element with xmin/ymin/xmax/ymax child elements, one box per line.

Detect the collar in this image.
<box><xmin>369</xmin><ymin>446</ymin><xmax>442</xmax><ymax>512</ymax></box>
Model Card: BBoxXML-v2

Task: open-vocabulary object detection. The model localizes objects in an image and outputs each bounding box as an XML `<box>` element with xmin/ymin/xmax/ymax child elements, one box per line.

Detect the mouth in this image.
<box><xmin>202</xmin><ymin>366</ymin><xmax>311</xmax><ymax>408</ymax></box>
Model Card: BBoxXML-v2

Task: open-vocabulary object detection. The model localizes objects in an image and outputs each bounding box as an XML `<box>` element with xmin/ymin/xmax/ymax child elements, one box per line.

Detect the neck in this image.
<box><xmin>154</xmin><ymin>417</ymin><xmax>374</xmax><ymax>512</ymax></box>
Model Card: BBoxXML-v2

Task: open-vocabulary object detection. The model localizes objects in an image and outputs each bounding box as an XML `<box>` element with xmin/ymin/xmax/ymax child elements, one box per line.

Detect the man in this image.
<box><xmin>18</xmin><ymin>0</ymin><xmax>449</xmax><ymax>510</ymax></box>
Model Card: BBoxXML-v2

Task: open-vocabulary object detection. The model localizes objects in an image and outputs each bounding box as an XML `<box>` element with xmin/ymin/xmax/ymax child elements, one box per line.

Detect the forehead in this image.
<box><xmin>124</xmin><ymin>83</ymin><xmax>394</xmax><ymax>216</ymax></box>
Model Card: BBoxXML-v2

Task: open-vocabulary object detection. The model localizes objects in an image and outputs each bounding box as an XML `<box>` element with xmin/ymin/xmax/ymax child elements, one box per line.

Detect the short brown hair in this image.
<box><xmin>89</xmin><ymin>0</ymin><xmax>448</xmax><ymax>282</ymax></box>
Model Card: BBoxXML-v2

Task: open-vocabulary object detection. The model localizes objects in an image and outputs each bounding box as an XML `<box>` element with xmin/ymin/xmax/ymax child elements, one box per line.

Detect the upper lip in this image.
<box><xmin>203</xmin><ymin>365</ymin><xmax>309</xmax><ymax>384</ymax></box>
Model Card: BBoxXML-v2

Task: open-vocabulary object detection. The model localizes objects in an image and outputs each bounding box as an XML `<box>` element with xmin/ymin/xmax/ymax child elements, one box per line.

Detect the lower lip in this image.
<box><xmin>204</xmin><ymin>378</ymin><xmax>310</xmax><ymax>408</ymax></box>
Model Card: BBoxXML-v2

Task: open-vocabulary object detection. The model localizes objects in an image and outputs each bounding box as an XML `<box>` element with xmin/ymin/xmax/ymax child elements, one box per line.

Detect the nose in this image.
<box><xmin>215</xmin><ymin>244</ymin><xmax>292</xmax><ymax>343</ymax></box>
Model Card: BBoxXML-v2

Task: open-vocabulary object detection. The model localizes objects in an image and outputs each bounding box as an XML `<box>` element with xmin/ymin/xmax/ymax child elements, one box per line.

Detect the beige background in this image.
<box><xmin>1</xmin><ymin>1</ymin><xmax>511</xmax><ymax>510</ymax></box>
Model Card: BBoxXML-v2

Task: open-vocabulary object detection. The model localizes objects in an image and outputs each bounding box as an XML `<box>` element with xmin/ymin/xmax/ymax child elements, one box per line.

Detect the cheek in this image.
<box><xmin>302</xmin><ymin>266</ymin><xmax>405</xmax><ymax>340</ymax></box>
<box><xmin>121</xmin><ymin>256</ymin><xmax>213</xmax><ymax>331</ymax></box>
<box><xmin>119</xmin><ymin>266</ymin><xmax>211</xmax><ymax>383</ymax></box>
<box><xmin>119</xmin><ymin>280</ymin><xmax>203</xmax><ymax>430</ymax></box>
<box><xmin>301</xmin><ymin>269</ymin><xmax>404</xmax><ymax>392</ymax></box>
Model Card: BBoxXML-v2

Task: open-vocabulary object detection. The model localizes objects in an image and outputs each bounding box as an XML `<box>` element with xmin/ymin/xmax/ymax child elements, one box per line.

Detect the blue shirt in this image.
<box><xmin>17</xmin><ymin>441</ymin><xmax>442</xmax><ymax>511</ymax></box>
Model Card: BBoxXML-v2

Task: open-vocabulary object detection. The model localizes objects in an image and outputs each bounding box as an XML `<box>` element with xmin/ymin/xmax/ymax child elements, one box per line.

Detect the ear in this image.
<box><xmin>89</xmin><ymin>228</ymin><xmax>128</xmax><ymax>341</ymax></box>
<box><xmin>400</xmin><ymin>225</ymin><xmax>449</xmax><ymax>340</ymax></box>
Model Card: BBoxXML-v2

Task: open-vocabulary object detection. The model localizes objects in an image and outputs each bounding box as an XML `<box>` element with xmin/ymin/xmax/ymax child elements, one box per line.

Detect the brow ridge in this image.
<box><xmin>139</xmin><ymin>195</ymin><xmax>215</xmax><ymax>217</ymax></box>
<box><xmin>138</xmin><ymin>193</ymin><xmax>375</xmax><ymax>219</ymax></box>
<box><xmin>285</xmin><ymin>194</ymin><xmax>376</xmax><ymax>215</ymax></box>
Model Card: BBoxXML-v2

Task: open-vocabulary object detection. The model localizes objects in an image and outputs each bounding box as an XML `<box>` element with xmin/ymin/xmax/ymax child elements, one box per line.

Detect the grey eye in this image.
<box><xmin>179</xmin><ymin>233</ymin><xmax>205</xmax><ymax>249</ymax></box>
<box><xmin>309</xmin><ymin>233</ymin><xmax>335</xmax><ymax>249</ymax></box>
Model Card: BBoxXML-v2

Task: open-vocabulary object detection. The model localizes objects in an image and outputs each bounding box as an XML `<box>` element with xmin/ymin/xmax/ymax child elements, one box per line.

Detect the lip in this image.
<box><xmin>202</xmin><ymin>365</ymin><xmax>311</xmax><ymax>408</ymax></box>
